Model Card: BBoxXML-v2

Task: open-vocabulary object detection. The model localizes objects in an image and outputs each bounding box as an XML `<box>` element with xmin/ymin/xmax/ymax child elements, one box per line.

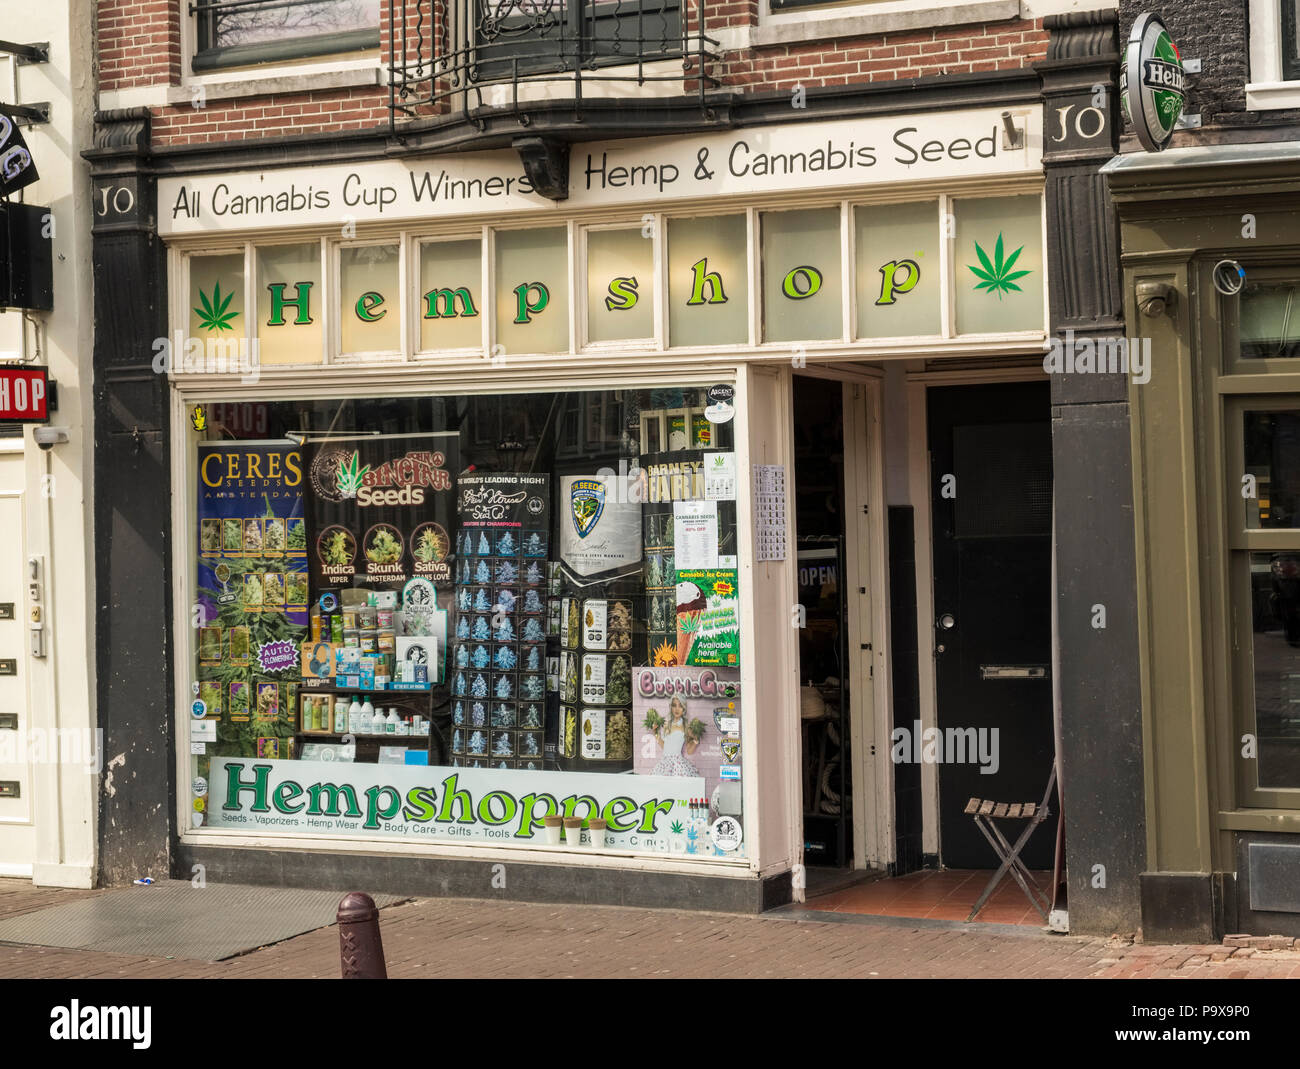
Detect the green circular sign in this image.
<box><xmin>1121</xmin><ymin>13</ymin><xmax>1186</xmax><ymax>152</ymax></box>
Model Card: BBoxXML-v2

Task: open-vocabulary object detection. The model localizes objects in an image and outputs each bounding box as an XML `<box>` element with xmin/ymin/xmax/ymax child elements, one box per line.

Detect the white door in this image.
<box><xmin>0</xmin><ymin>442</ymin><xmax>34</xmax><ymax>875</ymax></box>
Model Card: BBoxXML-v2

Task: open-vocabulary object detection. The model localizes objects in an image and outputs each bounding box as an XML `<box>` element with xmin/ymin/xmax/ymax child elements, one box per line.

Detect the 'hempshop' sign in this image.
<box><xmin>206</xmin><ymin>757</ymin><xmax>721</xmax><ymax>853</ymax></box>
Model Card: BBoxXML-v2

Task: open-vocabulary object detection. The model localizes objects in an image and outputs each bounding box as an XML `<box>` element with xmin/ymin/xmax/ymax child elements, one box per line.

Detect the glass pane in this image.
<box><xmin>187</xmin><ymin>386</ymin><xmax>747</xmax><ymax>860</ymax></box>
<box><xmin>1244</xmin><ymin>410</ymin><xmax>1300</xmax><ymax>528</ymax></box>
<box><xmin>856</xmin><ymin>201</ymin><xmax>941</xmax><ymax>339</ymax></box>
<box><xmin>494</xmin><ymin>228</ymin><xmax>569</xmax><ymax>355</ymax></box>
<box><xmin>762</xmin><ymin>208</ymin><xmax>842</xmax><ymax>343</ymax></box>
<box><xmin>340</xmin><ymin>244</ymin><xmax>399</xmax><ymax>354</ymax></box>
<box><xmin>188</xmin><ymin>254</ymin><xmax>248</xmax><ymax>371</ymax></box>
<box><xmin>209</xmin><ymin>0</ymin><xmax>379</xmax><ymax>48</ymax></box>
<box><xmin>586</xmin><ymin>228</ymin><xmax>654</xmax><ymax>343</ymax></box>
<box><xmin>419</xmin><ymin>239</ymin><xmax>483</xmax><ymax>352</ymax></box>
<box><xmin>668</xmin><ymin>215</ymin><xmax>747</xmax><ymax>347</ymax></box>
<box><xmin>1240</xmin><ymin>279</ymin><xmax>1300</xmax><ymax>360</ymax></box>
<box><xmin>954</xmin><ymin>195</ymin><xmax>1043</xmax><ymax>334</ymax></box>
<box><xmin>1248</xmin><ymin>550</ymin><xmax>1300</xmax><ymax>788</ymax></box>
<box><xmin>256</xmin><ymin>243</ymin><xmax>323</xmax><ymax>365</ymax></box>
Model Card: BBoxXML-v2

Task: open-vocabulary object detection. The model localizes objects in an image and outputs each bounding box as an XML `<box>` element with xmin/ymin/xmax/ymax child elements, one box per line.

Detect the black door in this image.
<box><xmin>928</xmin><ymin>382</ymin><xmax>1056</xmax><ymax>870</ymax></box>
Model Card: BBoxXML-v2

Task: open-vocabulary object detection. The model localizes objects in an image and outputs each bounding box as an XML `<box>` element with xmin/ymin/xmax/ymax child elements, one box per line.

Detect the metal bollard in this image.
<box><xmin>337</xmin><ymin>891</ymin><xmax>387</xmax><ymax>979</ymax></box>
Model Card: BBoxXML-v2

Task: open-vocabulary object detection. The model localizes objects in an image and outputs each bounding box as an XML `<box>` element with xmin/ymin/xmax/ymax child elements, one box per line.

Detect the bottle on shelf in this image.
<box><xmin>395</xmin><ymin>710</ymin><xmax>408</xmax><ymax>736</ymax></box>
<box><xmin>385</xmin><ymin>707</ymin><xmax>399</xmax><ymax>734</ymax></box>
<box><xmin>348</xmin><ymin>695</ymin><xmax>362</xmax><ymax>734</ymax></box>
<box><xmin>360</xmin><ymin>695</ymin><xmax>375</xmax><ymax>734</ymax></box>
<box><xmin>333</xmin><ymin>695</ymin><xmax>347</xmax><ymax>733</ymax></box>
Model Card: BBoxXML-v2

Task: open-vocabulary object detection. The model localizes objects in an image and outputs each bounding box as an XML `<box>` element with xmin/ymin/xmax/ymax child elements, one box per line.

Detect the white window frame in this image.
<box><xmin>1247</xmin><ymin>0</ymin><xmax>1300</xmax><ymax>110</ymax></box>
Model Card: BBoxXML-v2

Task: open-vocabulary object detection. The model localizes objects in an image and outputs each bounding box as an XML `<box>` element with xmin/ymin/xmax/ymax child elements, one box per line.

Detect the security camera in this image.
<box><xmin>1136</xmin><ymin>281</ymin><xmax>1176</xmax><ymax>318</ymax></box>
<box><xmin>32</xmin><ymin>426</ymin><xmax>69</xmax><ymax>450</ymax></box>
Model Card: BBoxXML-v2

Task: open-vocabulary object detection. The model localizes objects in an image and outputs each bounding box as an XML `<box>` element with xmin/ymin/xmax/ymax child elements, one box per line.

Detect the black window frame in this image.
<box><xmin>1286</xmin><ymin>0</ymin><xmax>1300</xmax><ymax>82</ymax></box>
<box><xmin>191</xmin><ymin>0</ymin><xmax>380</xmax><ymax>73</ymax></box>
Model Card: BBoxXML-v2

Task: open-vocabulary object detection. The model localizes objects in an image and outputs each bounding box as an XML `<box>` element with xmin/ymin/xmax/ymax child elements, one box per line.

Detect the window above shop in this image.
<box><xmin>191</xmin><ymin>0</ymin><xmax>381</xmax><ymax>73</ymax></box>
<box><xmin>387</xmin><ymin>0</ymin><xmax>717</xmax><ymax>127</ymax></box>
<box><xmin>1246</xmin><ymin>0</ymin><xmax>1300</xmax><ymax>109</ymax></box>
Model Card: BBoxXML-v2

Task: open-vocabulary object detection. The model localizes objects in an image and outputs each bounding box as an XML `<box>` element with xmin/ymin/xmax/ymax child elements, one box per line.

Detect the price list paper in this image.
<box><xmin>753</xmin><ymin>464</ymin><xmax>788</xmax><ymax>562</ymax></box>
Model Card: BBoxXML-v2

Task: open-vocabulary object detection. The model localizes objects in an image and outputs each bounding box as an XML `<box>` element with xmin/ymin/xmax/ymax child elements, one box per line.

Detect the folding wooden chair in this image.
<box><xmin>963</xmin><ymin>762</ymin><xmax>1057</xmax><ymax>923</ymax></box>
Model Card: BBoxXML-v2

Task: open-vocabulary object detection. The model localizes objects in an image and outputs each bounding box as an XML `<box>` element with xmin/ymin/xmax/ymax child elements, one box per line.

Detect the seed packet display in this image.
<box><xmin>305</xmin><ymin>432</ymin><xmax>459</xmax><ymax>592</ymax></box>
<box><xmin>454</xmin><ymin>471</ymin><xmax>551</xmax><ymax>769</ymax></box>
<box><xmin>581</xmin><ymin>599</ymin><xmax>633</xmax><ymax>652</ymax></box>
<box><xmin>197</xmin><ymin>441</ymin><xmax>306</xmax><ymax>759</ymax></box>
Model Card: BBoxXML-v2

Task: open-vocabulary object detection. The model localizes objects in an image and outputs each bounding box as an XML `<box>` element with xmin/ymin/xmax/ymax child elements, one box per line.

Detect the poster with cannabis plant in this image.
<box><xmin>304</xmin><ymin>432</ymin><xmax>460</xmax><ymax>593</ymax></box>
<box><xmin>197</xmin><ymin>441</ymin><xmax>308</xmax><ymax>759</ymax></box>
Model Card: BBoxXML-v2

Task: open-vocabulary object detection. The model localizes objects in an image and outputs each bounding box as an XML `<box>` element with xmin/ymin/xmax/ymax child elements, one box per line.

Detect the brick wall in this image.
<box><xmin>721</xmin><ymin>19</ymin><xmax>1048</xmax><ymax>92</ymax></box>
<box><xmin>98</xmin><ymin>1</ymin><xmax>1049</xmax><ymax>148</ymax></box>
<box><xmin>98</xmin><ymin>0</ymin><xmax>179</xmax><ymax>89</ymax></box>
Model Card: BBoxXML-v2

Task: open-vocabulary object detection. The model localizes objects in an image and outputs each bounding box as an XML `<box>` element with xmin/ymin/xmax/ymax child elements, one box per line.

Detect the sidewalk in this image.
<box><xmin>1</xmin><ymin>879</ymin><xmax>1299</xmax><ymax>979</ymax></box>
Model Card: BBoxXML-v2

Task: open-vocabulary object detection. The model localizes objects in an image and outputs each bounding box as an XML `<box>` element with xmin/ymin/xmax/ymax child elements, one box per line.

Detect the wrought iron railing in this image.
<box><xmin>387</xmin><ymin>0</ymin><xmax>720</xmax><ymax>129</ymax></box>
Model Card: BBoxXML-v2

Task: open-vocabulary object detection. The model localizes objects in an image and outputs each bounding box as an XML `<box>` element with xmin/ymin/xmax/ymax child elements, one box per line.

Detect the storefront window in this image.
<box><xmin>419</xmin><ymin>238</ymin><xmax>483</xmax><ymax>353</ymax></box>
<box><xmin>1240</xmin><ymin>278</ymin><xmax>1300</xmax><ymax>361</ymax></box>
<box><xmin>494</xmin><ymin>228</ymin><xmax>569</xmax><ymax>355</ymax></box>
<box><xmin>855</xmin><ymin>201</ymin><xmax>941</xmax><ymax>339</ymax></box>
<box><xmin>256</xmin><ymin>243</ymin><xmax>324</xmax><ymax>364</ymax></box>
<box><xmin>586</xmin><ymin>227</ymin><xmax>655</xmax><ymax>344</ymax></box>
<box><xmin>953</xmin><ymin>195</ymin><xmax>1043</xmax><ymax>335</ymax></box>
<box><xmin>762</xmin><ymin>208</ymin><xmax>842</xmax><ymax>343</ymax></box>
<box><xmin>1244</xmin><ymin>410</ymin><xmax>1300</xmax><ymax>528</ymax></box>
<box><xmin>189</xmin><ymin>253</ymin><xmax>246</xmax><ymax>348</ymax></box>
<box><xmin>667</xmin><ymin>215</ymin><xmax>748</xmax><ymax>347</ymax></box>
<box><xmin>187</xmin><ymin>387</ymin><xmax>747</xmax><ymax>859</ymax></box>
<box><xmin>340</xmin><ymin>244</ymin><xmax>400</xmax><ymax>355</ymax></box>
<box><xmin>1246</xmin><ymin>549</ymin><xmax>1300</xmax><ymax>789</ymax></box>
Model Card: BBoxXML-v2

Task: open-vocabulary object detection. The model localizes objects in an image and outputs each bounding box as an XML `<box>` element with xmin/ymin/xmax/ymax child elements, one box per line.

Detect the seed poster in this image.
<box><xmin>633</xmin><ymin>665</ymin><xmax>743</xmax><ymax>824</ymax></box>
<box><xmin>305</xmin><ymin>432</ymin><xmax>459</xmax><ymax>592</ymax></box>
<box><xmin>675</xmin><ymin>568</ymin><xmax>740</xmax><ymax>668</ymax></box>
<box><xmin>558</xmin><ymin>473</ymin><xmax>642</xmax><ymax>584</ymax></box>
<box><xmin>196</xmin><ymin>440</ymin><xmax>308</xmax><ymax>757</ymax></box>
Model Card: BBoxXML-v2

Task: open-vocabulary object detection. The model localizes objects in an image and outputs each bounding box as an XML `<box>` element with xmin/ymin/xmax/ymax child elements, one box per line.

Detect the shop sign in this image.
<box><xmin>0</xmin><ymin>366</ymin><xmax>49</xmax><ymax>422</ymax></box>
<box><xmin>1121</xmin><ymin>13</ymin><xmax>1186</xmax><ymax>152</ymax></box>
<box><xmin>206</xmin><ymin>758</ymin><xmax>733</xmax><ymax>853</ymax></box>
<box><xmin>158</xmin><ymin>109</ymin><xmax>1041</xmax><ymax>236</ymax></box>
<box><xmin>0</xmin><ymin>110</ymin><xmax>39</xmax><ymax>196</ymax></box>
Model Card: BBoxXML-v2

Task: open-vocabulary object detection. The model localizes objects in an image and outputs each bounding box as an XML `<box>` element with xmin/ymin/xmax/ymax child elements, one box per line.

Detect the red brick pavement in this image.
<box><xmin>0</xmin><ymin>879</ymin><xmax>1298</xmax><ymax>979</ymax></box>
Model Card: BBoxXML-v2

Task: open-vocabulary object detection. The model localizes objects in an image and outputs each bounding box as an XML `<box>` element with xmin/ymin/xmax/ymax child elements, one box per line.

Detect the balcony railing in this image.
<box><xmin>387</xmin><ymin>0</ymin><xmax>720</xmax><ymax>130</ymax></box>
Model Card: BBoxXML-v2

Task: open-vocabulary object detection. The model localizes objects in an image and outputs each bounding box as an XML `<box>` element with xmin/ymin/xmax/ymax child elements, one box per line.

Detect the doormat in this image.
<box><xmin>0</xmin><ymin>881</ymin><xmax>404</xmax><ymax>961</ymax></box>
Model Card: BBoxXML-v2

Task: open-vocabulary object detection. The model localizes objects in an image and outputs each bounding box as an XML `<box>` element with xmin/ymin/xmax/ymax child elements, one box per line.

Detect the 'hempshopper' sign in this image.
<box><xmin>1121</xmin><ymin>12</ymin><xmax>1186</xmax><ymax>152</ymax></box>
<box><xmin>205</xmin><ymin>758</ymin><xmax>736</xmax><ymax>854</ymax></box>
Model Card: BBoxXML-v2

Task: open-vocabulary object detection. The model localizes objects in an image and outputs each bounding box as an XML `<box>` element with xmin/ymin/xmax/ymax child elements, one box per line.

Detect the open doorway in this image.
<box><xmin>792</xmin><ymin>377</ymin><xmax>853</xmax><ymax>875</ymax></box>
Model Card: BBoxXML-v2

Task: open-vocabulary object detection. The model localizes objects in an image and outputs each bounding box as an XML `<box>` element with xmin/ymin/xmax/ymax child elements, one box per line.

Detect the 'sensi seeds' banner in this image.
<box><xmin>305</xmin><ymin>432</ymin><xmax>459</xmax><ymax>591</ymax></box>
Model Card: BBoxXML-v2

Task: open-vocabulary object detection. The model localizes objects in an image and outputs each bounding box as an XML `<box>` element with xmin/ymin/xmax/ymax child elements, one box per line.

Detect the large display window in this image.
<box><xmin>185</xmin><ymin>387</ymin><xmax>747</xmax><ymax>859</ymax></box>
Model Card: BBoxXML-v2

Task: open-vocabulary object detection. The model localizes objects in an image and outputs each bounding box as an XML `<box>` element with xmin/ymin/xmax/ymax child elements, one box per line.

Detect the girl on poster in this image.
<box><xmin>652</xmin><ymin>695</ymin><xmax>701</xmax><ymax>777</ymax></box>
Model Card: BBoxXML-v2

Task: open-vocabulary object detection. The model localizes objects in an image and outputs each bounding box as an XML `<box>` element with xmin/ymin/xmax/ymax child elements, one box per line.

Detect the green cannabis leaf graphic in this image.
<box><xmin>967</xmin><ymin>233</ymin><xmax>1031</xmax><ymax>300</ymax></box>
<box><xmin>194</xmin><ymin>281</ymin><xmax>239</xmax><ymax>332</ymax></box>
<box><xmin>335</xmin><ymin>451</ymin><xmax>370</xmax><ymax>498</ymax></box>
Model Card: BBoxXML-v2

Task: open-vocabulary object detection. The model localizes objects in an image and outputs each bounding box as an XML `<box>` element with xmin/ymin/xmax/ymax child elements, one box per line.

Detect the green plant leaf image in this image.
<box><xmin>967</xmin><ymin>232</ymin><xmax>1031</xmax><ymax>300</ymax></box>
<box><xmin>194</xmin><ymin>280</ymin><xmax>239</xmax><ymax>332</ymax></box>
<box><xmin>335</xmin><ymin>451</ymin><xmax>370</xmax><ymax>498</ymax></box>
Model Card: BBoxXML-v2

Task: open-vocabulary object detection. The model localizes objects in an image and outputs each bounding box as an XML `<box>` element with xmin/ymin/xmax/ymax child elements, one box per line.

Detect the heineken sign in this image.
<box><xmin>1121</xmin><ymin>13</ymin><xmax>1186</xmax><ymax>152</ymax></box>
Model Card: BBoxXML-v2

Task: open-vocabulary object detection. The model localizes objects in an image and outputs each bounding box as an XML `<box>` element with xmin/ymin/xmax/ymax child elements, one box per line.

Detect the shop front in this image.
<box><xmin>1105</xmin><ymin>143</ymin><xmax>1300</xmax><ymax>941</ymax></box>
<box><xmin>70</xmin><ymin>53</ymin><xmax>1150</xmax><ymax>910</ymax></box>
